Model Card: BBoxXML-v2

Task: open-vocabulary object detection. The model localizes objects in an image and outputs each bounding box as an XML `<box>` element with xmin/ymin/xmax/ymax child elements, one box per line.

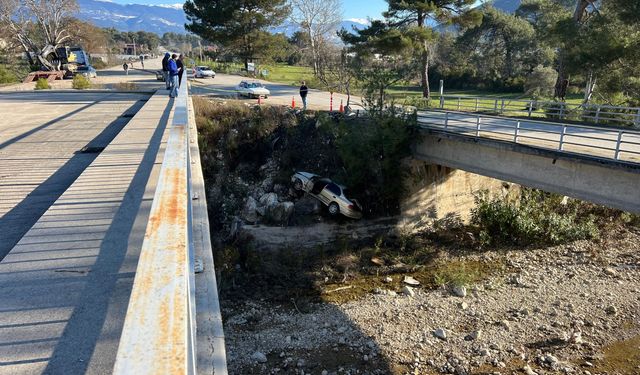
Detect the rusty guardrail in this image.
<box><xmin>113</xmin><ymin>80</ymin><xmax>227</xmax><ymax>374</ymax></box>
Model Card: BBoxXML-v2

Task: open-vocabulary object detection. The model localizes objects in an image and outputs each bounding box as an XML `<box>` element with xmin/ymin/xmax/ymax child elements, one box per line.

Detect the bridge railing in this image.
<box><xmin>113</xmin><ymin>81</ymin><xmax>223</xmax><ymax>374</ymax></box>
<box><xmin>417</xmin><ymin>110</ymin><xmax>640</xmax><ymax>164</ymax></box>
<box><xmin>426</xmin><ymin>96</ymin><xmax>640</xmax><ymax>128</ymax></box>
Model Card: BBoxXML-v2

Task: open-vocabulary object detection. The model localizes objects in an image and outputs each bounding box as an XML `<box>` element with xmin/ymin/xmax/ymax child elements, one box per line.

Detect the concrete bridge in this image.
<box><xmin>1</xmin><ymin>58</ymin><xmax>639</xmax><ymax>375</ymax></box>
<box><xmin>415</xmin><ymin>111</ymin><xmax>640</xmax><ymax>214</ymax></box>
<box><xmin>0</xmin><ymin>65</ymin><xmax>226</xmax><ymax>374</ymax></box>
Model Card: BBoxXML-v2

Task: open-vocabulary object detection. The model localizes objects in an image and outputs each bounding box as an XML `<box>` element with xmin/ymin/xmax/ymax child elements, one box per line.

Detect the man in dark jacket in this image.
<box><xmin>168</xmin><ymin>54</ymin><xmax>179</xmax><ymax>98</ymax></box>
<box><xmin>161</xmin><ymin>52</ymin><xmax>170</xmax><ymax>89</ymax></box>
<box><xmin>177</xmin><ymin>54</ymin><xmax>185</xmax><ymax>87</ymax></box>
<box><xmin>299</xmin><ymin>81</ymin><xmax>308</xmax><ymax>110</ymax></box>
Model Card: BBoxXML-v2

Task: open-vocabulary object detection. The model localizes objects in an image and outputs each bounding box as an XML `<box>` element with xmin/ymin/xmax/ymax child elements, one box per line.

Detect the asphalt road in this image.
<box><xmin>190</xmin><ymin>73</ymin><xmax>365</xmax><ymax>111</ymax></box>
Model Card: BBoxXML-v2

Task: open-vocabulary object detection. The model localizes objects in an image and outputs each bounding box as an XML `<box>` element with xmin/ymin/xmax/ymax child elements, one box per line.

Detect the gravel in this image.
<box><xmin>222</xmin><ymin>230</ymin><xmax>640</xmax><ymax>374</ymax></box>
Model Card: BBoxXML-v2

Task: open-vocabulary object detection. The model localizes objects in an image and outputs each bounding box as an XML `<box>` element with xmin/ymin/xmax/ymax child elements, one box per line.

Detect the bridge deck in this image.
<box><xmin>0</xmin><ymin>92</ymin><xmax>152</xmax><ymax>260</ymax></box>
<box><xmin>0</xmin><ymin>92</ymin><xmax>173</xmax><ymax>374</ymax></box>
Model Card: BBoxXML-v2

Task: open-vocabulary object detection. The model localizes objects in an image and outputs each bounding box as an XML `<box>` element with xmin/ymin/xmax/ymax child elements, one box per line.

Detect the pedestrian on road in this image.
<box><xmin>139</xmin><ymin>55</ymin><xmax>145</xmax><ymax>69</ymax></box>
<box><xmin>168</xmin><ymin>54</ymin><xmax>179</xmax><ymax>98</ymax></box>
<box><xmin>161</xmin><ymin>52</ymin><xmax>171</xmax><ymax>90</ymax></box>
<box><xmin>299</xmin><ymin>81</ymin><xmax>308</xmax><ymax>110</ymax></box>
<box><xmin>177</xmin><ymin>54</ymin><xmax>185</xmax><ymax>87</ymax></box>
<box><xmin>122</xmin><ymin>61</ymin><xmax>129</xmax><ymax>75</ymax></box>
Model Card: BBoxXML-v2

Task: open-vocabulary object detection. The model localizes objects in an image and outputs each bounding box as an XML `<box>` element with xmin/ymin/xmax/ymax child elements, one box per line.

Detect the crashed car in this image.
<box><xmin>291</xmin><ymin>172</ymin><xmax>362</xmax><ymax>219</ymax></box>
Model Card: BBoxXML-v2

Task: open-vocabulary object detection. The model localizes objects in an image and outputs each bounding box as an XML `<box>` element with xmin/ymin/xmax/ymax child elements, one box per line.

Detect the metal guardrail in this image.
<box><xmin>430</xmin><ymin>96</ymin><xmax>640</xmax><ymax>128</ymax></box>
<box><xmin>417</xmin><ymin>110</ymin><xmax>640</xmax><ymax>164</ymax></box>
<box><xmin>113</xmin><ymin>81</ymin><xmax>201</xmax><ymax>374</ymax></box>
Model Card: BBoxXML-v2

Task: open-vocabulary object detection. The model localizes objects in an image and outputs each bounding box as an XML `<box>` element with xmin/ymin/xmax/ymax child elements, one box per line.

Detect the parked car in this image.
<box><xmin>194</xmin><ymin>65</ymin><xmax>215</xmax><ymax>78</ymax></box>
<box><xmin>235</xmin><ymin>80</ymin><xmax>270</xmax><ymax>98</ymax></box>
<box><xmin>75</xmin><ymin>65</ymin><xmax>97</xmax><ymax>78</ymax></box>
<box><xmin>291</xmin><ymin>172</ymin><xmax>362</xmax><ymax>219</ymax></box>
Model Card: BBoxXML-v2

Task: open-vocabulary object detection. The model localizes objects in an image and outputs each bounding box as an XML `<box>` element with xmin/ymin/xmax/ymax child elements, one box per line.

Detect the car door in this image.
<box><xmin>320</xmin><ymin>183</ymin><xmax>341</xmax><ymax>205</ymax></box>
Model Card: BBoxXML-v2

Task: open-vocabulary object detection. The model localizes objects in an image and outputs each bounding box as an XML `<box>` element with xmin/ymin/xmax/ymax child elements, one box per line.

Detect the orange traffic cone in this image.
<box><xmin>339</xmin><ymin>100</ymin><xmax>344</xmax><ymax>113</ymax></box>
<box><xmin>292</xmin><ymin>96</ymin><xmax>296</xmax><ymax>108</ymax></box>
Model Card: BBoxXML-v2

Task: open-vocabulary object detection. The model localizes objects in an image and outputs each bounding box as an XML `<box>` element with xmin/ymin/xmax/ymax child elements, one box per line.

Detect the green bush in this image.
<box><xmin>72</xmin><ymin>74</ymin><xmax>91</xmax><ymax>89</ymax></box>
<box><xmin>471</xmin><ymin>189</ymin><xmax>599</xmax><ymax>246</ymax></box>
<box><xmin>0</xmin><ymin>65</ymin><xmax>17</xmax><ymax>84</ymax></box>
<box><xmin>35</xmin><ymin>78</ymin><xmax>51</xmax><ymax>90</ymax></box>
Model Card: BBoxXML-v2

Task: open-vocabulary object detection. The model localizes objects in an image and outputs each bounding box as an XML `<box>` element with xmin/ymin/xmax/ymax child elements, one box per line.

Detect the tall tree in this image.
<box><xmin>0</xmin><ymin>0</ymin><xmax>78</xmax><ymax>69</ymax></box>
<box><xmin>184</xmin><ymin>0</ymin><xmax>290</xmax><ymax>71</ymax></box>
<box><xmin>382</xmin><ymin>0</ymin><xmax>481</xmax><ymax>98</ymax></box>
<box><xmin>289</xmin><ymin>0</ymin><xmax>342</xmax><ymax>75</ymax></box>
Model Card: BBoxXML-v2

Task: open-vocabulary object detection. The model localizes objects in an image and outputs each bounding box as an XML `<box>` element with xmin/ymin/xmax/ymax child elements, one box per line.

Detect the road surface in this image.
<box><xmin>190</xmin><ymin>73</ymin><xmax>364</xmax><ymax>111</ymax></box>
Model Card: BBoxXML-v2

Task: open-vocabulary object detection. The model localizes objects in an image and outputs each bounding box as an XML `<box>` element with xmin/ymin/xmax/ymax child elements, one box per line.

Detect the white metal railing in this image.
<box><xmin>428</xmin><ymin>96</ymin><xmax>640</xmax><ymax>128</ymax></box>
<box><xmin>417</xmin><ymin>110</ymin><xmax>640</xmax><ymax>164</ymax></box>
<box><xmin>113</xmin><ymin>81</ymin><xmax>198</xmax><ymax>374</ymax></box>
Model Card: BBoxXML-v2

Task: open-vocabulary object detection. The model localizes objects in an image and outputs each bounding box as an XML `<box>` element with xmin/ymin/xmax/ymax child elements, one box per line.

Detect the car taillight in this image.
<box><xmin>348</xmin><ymin>204</ymin><xmax>354</xmax><ymax>209</ymax></box>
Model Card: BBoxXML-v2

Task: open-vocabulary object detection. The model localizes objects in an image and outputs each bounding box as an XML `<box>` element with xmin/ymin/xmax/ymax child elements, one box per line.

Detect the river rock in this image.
<box><xmin>451</xmin><ymin>285</ymin><xmax>467</xmax><ymax>298</ymax></box>
<box><xmin>251</xmin><ymin>351</ymin><xmax>268</xmax><ymax>363</ymax></box>
<box><xmin>433</xmin><ymin>328</ymin><xmax>447</xmax><ymax>340</ymax></box>
<box><xmin>402</xmin><ymin>286</ymin><xmax>415</xmax><ymax>297</ymax></box>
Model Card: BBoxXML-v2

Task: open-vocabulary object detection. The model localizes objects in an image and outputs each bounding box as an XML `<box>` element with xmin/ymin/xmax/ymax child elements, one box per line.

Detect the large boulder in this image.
<box><xmin>241</xmin><ymin>197</ymin><xmax>258</xmax><ymax>223</ymax></box>
<box><xmin>266</xmin><ymin>201</ymin><xmax>295</xmax><ymax>224</ymax></box>
<box><xmin>294</xmin><ymin>195</ymin><xmax>321</xmax><ymax>216</ymax></box>
<box><xmin>259</xmin><ymin>192</ymin><xmax>278</xmax><ymax>207</ymax></box>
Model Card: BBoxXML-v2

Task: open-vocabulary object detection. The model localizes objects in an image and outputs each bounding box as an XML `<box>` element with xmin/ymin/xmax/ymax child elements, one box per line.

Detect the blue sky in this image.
<box><xmin>111</xmin><ymin>0</ymin><xmax>389</xmax><ymax>20</ymax></box>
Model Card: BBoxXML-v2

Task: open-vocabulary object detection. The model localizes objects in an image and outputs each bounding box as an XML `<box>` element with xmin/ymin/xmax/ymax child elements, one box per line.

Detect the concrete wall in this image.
<box><xmin>400</xmin><ymin>160</ymin><xmax>515</xmax><ymax>231</ymax></box>
<box><xmin>414</xmin><ymin>131</ymin><xmax>640</xmax><ymax>214</ymax></box>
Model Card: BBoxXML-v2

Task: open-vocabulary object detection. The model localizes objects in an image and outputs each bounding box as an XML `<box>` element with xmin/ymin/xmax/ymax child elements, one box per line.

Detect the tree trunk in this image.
<box><xmin>554</xmin><ymin>51</ymin><xmax>567</xmax><ymax>100</ymax></box>
<box><xmin>418</xmin><ymin>13</ymin><xmax>430</xmax><ymax>99</ymax></box>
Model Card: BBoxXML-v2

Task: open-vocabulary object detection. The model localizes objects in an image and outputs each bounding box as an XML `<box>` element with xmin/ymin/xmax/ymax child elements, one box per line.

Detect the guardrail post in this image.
<box><xmin>476</xmin><ymin>115</ymin><xmax>481</xmax><ymax>138</ymax></box>
<box><xmin>440</xmin><ymin>96</ymin><xmax>445</xmax><ymax>109</ymax></box>
<box><xmin>595</xmin><ymin>106</ymin><xmax>601</xmax><ymax>124</ymax></box>
<box><xmin>444</xmin><ymin>112</ymin><xmax>449</xmax><ymax>129</ymax></box>
<box><xmin>457</xmin><ymin>97</ymin><xmax>461</xmax><ymax>111</ymax></box>
<box><xmin>559</xmin><ymin>102</ymin><xmax>565</xmax><ymax>119</ymax></box>
<box><xmin>514</xmin><ymin>121</ymin><xmax>520</xmax><ymax>143</ymax></box>
<box><xmin>475</xmin><ymin>98</ymin><xmax>479</xmax><ymax>112</ymax></box>
<box><xmin>559</xmin><ymin>125</ymin><xmax>567</xmax><ymax>151</ymax></box>
<box><xmin>614</xmin><ymin>131</ymin><xmax>623</xmax><ymax>160</ymax></box>
<box><xmin>500</xmin><ymin>99</ymin><xmax>505</xmax><ymax>114</ymax></box>
<box><xmin>527</xmin><ymin>101</ymin><xmax>533</xmax><ymax>117</ymax></box>
<box><xmin>635</xmin><ymin>109</ymin><xmax>640</xmax><ymax>128</ymax></box>
<box><xmin>493</xmin><ymin>99</ymin><xmax>498</xmax><ymax>113</ymax></box>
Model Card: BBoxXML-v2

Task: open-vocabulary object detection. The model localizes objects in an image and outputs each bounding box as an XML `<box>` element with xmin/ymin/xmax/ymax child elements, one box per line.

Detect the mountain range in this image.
<box><xmin>75</xmin><ymin>0</ymin><xmax>522</xmax><ymax>36</ymax></box>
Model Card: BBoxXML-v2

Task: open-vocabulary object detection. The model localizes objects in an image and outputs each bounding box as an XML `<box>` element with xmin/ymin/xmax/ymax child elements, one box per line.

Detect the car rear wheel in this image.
<box><xmin>293</xmin><ymin>178</ymin><xmax>303</xmax><ymax>190</ymax></box>
<box><xmin>328</xmin><ymin>202</ymin><xmax>339</xmax><ymax>216</ymax></box>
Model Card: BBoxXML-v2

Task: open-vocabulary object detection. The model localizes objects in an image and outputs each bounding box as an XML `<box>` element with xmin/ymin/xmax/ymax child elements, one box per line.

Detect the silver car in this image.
<box><xmin>236</xmin><ymin>80</ymin><xmax>270</xmax><ymax>98</ymax></box>
<box><xmin>291</xmin><ymin>172</ymin><xmax>362</xmax><ymax>219</ymax></box>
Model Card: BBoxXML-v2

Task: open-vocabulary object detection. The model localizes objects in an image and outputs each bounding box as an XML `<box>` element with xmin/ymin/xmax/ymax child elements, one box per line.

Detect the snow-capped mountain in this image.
<box><xmin>76</xmin><ymin>0</ymin><xmax>187</xmax><ymax>34</ymax></box>
<box><xmin>270</xmin><ymin>19</ymin><xmax>371</xmax><ymax>38</ymax></box>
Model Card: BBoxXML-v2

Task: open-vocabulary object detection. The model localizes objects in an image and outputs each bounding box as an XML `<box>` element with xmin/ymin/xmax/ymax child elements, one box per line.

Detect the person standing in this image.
<box><xmin>299</xmin><ymin>81</ymin><xmax>308</xmax><ymax>110</ymax></box>
<box><xmin>177</xmin><ymin>54</ymin><xmax>185</xmax><ymax>87</ymax></box>
<box><xmin>161</xmin><ymin>52</ymin><xmax>171</xmax><ymax>90</ymax></box>
<box><xmin>122</xmin><ymin>61</ymin><xmax>129</xmax><ymax>75</ymax></box>
<box><xmin>168</xmin><ymin>54</ymin><xmax>179</xmax><ymax>98</ymax></box>
<box><xmin>139</xmin><ymin>55</ymin><xmax>145</xmax><ymax>69</ymax></box>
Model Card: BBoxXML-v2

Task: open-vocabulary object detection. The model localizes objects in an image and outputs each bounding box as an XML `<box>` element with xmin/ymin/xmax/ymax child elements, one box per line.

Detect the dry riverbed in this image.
<box><xmin>221</xmin><ymin>227</ymin><xmax>640</xmax><ymax>375</ymax></box>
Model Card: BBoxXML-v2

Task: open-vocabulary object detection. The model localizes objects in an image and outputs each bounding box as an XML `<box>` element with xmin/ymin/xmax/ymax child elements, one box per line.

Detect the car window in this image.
<box><xmin>326</xmin><ymin>183</ymin><xmax>341</xmax><ymax>195</ymax></box>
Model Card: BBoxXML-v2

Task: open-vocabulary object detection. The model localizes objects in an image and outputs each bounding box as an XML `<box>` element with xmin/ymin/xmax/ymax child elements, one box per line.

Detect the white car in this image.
<box><xmin>194</xmin><ymin>66</ymin><xmax>215</xmax><ymax>78</ymax></box>
<box><xmin>235</xmin><ymin>80</ymin><xmax>270</xmax><ymax>98</ymax></box>
<box><xmin>291</xmin><ymin>172</ymin><xmax>363</xmax><ymax>219</ymax></box>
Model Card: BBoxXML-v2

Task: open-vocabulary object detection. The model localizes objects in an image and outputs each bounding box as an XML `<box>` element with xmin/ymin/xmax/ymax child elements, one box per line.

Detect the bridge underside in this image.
<box><xmin>414</xmin><ymin>131</ymin><xmax>640</xmax><ymax>214</ymax></box>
